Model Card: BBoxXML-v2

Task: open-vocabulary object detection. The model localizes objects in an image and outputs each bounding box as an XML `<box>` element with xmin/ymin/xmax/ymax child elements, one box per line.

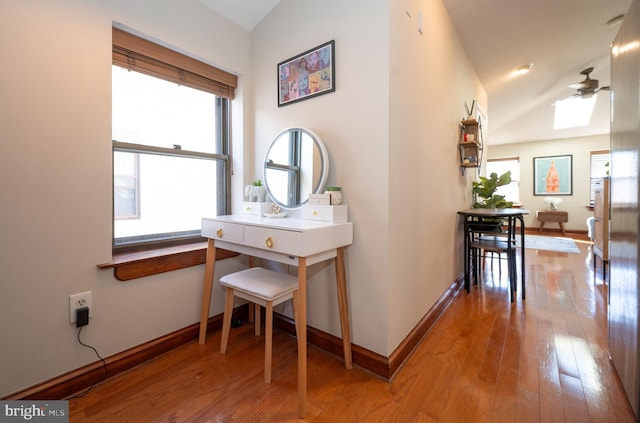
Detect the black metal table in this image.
<box><xmin>458</xmin><ymin>208</ymin><xmax>529</xmax><ymax>302</ymax></box>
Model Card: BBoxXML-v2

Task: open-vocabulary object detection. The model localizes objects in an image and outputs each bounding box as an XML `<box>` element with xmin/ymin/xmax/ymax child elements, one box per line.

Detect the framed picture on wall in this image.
<box><xmin>277</xmin><ymin>40</ymin><xmax>335</xmax><ymax>107</ymax></box>
<box><xmin>533</xmin><ymin>155</ymin><xmax>573</xmax><ymax>195</ymax></box>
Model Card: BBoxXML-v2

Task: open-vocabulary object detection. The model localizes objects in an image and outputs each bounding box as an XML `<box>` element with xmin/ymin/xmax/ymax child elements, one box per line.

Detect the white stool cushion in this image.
<box><xmin>220</xmin><ymin>268</ymin><xmax>298</xmax><ymax>305</ymax></box>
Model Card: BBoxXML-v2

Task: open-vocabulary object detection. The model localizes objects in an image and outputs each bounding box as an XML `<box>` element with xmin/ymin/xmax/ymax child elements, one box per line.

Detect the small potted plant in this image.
<box><xmin>544</xmin><ymin>197</ymin><xmax>562</xmax><ymax>211</ymax></box>
<box><xmin>470</xmin><ymin>171</ymin><xmax>512</xmax><ymax>231</ymax></box>
<box><xmin>252</xmin><ymin>179</ymin><xmax>266</xmax><ymax>202</ymax></box>
<box><xmin>245</xmin><ymin>179</ymin><xmax>267</xmax><ymax>202</ymax></box>
<box><xmin>324</xmin><ymin>186</ymin><xmax>343</xmax><ymax>205</ymax></box>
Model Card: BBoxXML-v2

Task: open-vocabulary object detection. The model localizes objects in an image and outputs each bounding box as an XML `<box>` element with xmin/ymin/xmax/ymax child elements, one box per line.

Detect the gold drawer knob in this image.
<box><xmin>312</xmin><ymin>211</ymin><xmax>318</xmax><ymax>216</ymax></box>
<box><xmin>216</xmin><ymin>228</ymin><xmax>223</xmax><ymax>238</ymax></box>
<box><xmin>265</xmin><ymin>237</ymin><xmax>274</xmax><ymax>248</ymax></box>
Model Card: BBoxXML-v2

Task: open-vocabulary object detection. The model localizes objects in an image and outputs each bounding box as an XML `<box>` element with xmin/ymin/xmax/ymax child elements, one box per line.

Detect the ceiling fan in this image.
<box><xmin>568</xmin><ymin>67</ymin><xmax>610</xmax><ymax>98</ymax></box>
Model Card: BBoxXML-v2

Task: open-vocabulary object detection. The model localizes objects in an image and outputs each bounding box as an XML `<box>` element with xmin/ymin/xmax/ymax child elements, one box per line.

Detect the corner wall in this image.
<box><xmin>251</xmin><ymin>0</ymin><xmax>392</xmax><ymax>354</ymax></box>
<box><xmin>252</xmin><ymin>0</ymin><xmax>485</xmax><ymax>355</ymax></box>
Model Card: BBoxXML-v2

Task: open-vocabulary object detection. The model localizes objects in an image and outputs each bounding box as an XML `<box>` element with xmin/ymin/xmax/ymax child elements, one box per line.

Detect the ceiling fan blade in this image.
<box><xmin>566</xmin><ymin>68</ymin><xmax>605</xmax><ymax>97</ymax></box>
<box><xmin>568</xmin><ymin>82</ymin><xmax>587</xmax><ymax>89</ymax></box>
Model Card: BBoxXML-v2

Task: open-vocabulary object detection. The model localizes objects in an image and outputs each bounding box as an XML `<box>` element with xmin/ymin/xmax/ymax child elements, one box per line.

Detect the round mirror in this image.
<box><xmin>264</xmin><ymin>127</ymin><xmax>329</xmax><ymax>209</ymax></box>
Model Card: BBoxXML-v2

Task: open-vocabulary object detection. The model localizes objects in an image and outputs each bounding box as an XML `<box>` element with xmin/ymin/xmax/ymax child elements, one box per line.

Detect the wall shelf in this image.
<box><xmin>458</xmin><ymin>118</ymin><xmax>483</xmax><ymax>175</ymax></box>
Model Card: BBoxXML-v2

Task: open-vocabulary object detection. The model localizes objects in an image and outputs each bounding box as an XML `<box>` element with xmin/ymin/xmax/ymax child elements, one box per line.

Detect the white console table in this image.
<box><xmin>199</xmin><ymin>214</ymin><xmax>354</xmax><ymax>418</ymax></box>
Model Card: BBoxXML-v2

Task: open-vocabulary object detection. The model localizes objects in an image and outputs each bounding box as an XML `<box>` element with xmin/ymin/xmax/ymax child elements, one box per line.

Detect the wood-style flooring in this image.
<box><xmin>68</xmin><ymin>232</ymin><xmax>638</xmax><ymax>422</ymax></box>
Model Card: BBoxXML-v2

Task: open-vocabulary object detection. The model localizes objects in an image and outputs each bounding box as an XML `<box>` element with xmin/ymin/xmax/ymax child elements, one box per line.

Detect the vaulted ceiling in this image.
<box><xmin>199</xmin><ymin>0</ymin><xmax>632</xmax><ymax>145</ymax></box>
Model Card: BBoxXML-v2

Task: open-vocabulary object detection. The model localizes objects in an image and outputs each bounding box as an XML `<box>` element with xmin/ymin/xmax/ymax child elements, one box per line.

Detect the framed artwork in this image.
<box><xmin>278</xmin><ymin>40</ymin><xmax>335</xmax><ymax>107</ymax></box>
<box><xmin>533</xmin><ymin>155</ymin><xmax>573</xmax><ymax>195</ymax></box>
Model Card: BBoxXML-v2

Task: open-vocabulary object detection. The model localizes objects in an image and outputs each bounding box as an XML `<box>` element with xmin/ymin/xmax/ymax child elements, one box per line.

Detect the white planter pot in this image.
<box><xmin>325</xmin><ymin>190</ymin><xmax>343</xmax><ymax>205</ymax></box>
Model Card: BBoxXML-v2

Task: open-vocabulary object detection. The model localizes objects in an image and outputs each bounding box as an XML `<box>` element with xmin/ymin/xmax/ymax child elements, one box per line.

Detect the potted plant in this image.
<box><xmin>472</xmin><ymin>171</ymin><xmax>513</xmax><ymax>209</ymax></box>
<box><xmin>470</xmin><ymin>171</ymin><xmax>513</xmax><ymax>231</ymax></box>
<box><xmin>324</xmin><ymin>186</ymin><xmax>343</xmax><ymax>205</ymax></box>
<box><xmin>252</xmin><ymin>179</ymin><xmax>267</xmax><ymax>202</ymax></box>
<box><xmin>245</xmin><ymin>179</ymin><xmax>267</xmax><ymax>202</ymax></box>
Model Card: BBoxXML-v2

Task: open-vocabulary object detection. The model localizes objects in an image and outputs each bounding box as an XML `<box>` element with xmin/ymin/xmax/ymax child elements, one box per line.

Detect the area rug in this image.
<box><xmin>516</xmin><ymin>234</ymin><xmax>581</xmax><ymax>254</ymax></box>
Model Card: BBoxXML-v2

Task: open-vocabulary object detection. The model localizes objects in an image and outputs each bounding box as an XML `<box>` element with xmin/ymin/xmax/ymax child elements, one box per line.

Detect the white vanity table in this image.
<box><xmin>198</xmin><ymin>214</ymin><xmax>353</xmax><ymax>418</ymax></box>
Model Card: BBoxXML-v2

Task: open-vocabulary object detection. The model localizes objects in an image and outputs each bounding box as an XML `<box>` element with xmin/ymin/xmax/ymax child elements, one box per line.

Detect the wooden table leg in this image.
<box><xmin>335</xmin><ymin>247</ymin><xmax>353</xmax><ymax>369</ymax></box>
<box><xmin>538</xmin><ymin>222</ymin><xmax>545</xmax><ymax>232</ymax></box>
<box><xmin>297</xmin><ymin>257</ymin><xmax>307</xmax><ymax>418</ymax></box>
<box><xmin>198</xmin><ymin>239</ymin><xmax>217</xmax><ymax>344</ymax></box>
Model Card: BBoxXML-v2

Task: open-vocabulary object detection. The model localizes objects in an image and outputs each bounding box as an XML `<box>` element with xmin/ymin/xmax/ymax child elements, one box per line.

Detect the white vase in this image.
<box><xmin>244</xmin><ymin>184</ymin><xmax>255</xmax><ymax>201</ymax></box>
<box><xmin>325</xmin><ymin>190</ymin><xmax>343</xmax><ymax>205</ymax></box>
<box><xmin>253</xmin><ymin>185</ymin><xmax>267</xmax><ymax>202</ymax></box>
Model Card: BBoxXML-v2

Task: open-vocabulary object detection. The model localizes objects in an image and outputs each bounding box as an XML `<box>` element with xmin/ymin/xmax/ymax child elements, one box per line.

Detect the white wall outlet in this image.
<box><xmin>69</xmin><ymin>291</ymin><xmax>92</xmax><ymax>323</ymax></box>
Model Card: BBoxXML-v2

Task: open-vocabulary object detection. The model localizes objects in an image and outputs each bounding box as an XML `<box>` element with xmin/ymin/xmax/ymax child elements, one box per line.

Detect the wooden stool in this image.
<box><xmin>219</xmin><ymin>267</ymin><xmax>299</xmax><ymax>383</ymax></box>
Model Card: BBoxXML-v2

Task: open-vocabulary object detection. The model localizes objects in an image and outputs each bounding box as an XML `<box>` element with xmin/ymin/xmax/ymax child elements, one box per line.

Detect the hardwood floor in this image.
<box><xmin>69</xmin><ymin>232</ymin><xmax>637</xmax><ymax>422</ymax></box>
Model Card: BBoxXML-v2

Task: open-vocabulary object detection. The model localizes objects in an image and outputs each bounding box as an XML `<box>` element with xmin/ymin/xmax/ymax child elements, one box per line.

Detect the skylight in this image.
<box><xmin>553</xmin><ymin>95</ymin><xmax>597</xmax><ymax>130</ymax></box>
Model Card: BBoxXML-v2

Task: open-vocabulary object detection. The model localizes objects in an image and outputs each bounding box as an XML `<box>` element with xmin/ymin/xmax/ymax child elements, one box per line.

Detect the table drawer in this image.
<box><xmin>201</xmin><ymin>219</ymin><xmax>244</xmax><ymax>242</ymax></box>
<box><xmin>244</xmin><ymin>225</ymin><xmax>303</xmax><ymax>255</ymax></box>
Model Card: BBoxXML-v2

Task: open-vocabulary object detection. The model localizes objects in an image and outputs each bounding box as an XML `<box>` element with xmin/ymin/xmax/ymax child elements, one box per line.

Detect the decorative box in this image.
<box><xmin>241</xmin><ymin>201</ymin><xmax>272</xmax><ymax>216</ymax></box>
<box><xmin>308</xmin><ymin>193</ymin><xmax>331</xmax><ymax>205</ymax></box>
<box><xmin>302</xmin><ymin>204</ymin><xmax>348</xmax><ymax>223</ymax></box>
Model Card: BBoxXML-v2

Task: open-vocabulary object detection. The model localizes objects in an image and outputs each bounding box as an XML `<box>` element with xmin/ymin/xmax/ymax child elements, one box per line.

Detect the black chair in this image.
<box><xmin>466</xmin><ymin>217</ymin><xmax>518</xmax><ymax>301</ymax></box>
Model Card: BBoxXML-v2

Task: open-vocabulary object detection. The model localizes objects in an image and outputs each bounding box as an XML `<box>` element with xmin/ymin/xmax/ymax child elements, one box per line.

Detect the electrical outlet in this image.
<box><xmin>69</xmin><ymin>291</ymin><xmax>92</xmax><ymax>324</ymax></box>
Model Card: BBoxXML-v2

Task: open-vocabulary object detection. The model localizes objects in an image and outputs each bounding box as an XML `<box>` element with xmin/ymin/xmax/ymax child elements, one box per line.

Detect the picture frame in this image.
<box><xmin>533</xmin><ymin>155</ymin><xmax>573</xmax><ymax>195</ymax></box>
<box><xmin>278</xmin><ymin>40</ymin><xmax>335</xmax><ymax>107</ymax></box>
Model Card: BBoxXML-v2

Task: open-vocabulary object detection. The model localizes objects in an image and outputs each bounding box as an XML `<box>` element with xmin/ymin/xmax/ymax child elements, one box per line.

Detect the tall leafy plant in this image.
<box><xmin>472</xmin><ymin>171</ymin><xmax>513</xmax><ymax>208</ymax></box>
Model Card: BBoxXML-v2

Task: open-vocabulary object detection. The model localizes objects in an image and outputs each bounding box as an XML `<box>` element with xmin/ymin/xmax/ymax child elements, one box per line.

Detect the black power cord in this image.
<box><xmin>67</xmin><ymin>326</ymin><xmax>108</xmax><ymax>399</ymax></box>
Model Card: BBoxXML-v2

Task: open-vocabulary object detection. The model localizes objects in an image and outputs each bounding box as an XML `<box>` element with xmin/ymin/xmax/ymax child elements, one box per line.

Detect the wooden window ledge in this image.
<box><xmin>98</xmin><ymin>241</ymin><xmax>238</xmax><ymax>281</ymax></box>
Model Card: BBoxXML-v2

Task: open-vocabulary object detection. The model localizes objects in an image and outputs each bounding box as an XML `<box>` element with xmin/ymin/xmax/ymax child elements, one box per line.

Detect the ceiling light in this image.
<box><xmin>512</xmin><ymin>64</ymin><xmax>533</xmax><ymax>76</ymax></box>
<box><xmin>607</xmin><ymin>14</ymin><xmax>625</xmax><ymax>27</ymax></box>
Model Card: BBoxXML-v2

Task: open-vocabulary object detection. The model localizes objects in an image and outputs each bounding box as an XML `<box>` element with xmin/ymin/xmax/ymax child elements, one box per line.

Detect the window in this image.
<box><xmin>112</xmin><ymin>28</ymin><xmax>237</xmax><ymax>252</ymax></box>
<box><xmin>113</xmin><ymin>151</ymin><xmax>139</xmax><ymax>219</ymax></box>
<box><xmin>590</xmin><ymin>150</ymin><xmax>610</xmax><ymax>207</ymax></box>
<box><xmin>553</xmin><ymin>95</ymin><xmax>597</xmax><ymax>130</ymax></box>
<box><xmin>486</xmin><ymin>157</ymin><xmax>520</xmax><ymax>204</ymax></box>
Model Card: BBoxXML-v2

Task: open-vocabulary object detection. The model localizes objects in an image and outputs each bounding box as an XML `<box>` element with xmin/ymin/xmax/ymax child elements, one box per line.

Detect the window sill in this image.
<box><xmin>97</xmin><ymin>241</ymin><xmax>238</xmax><ymax>281</ymax></box>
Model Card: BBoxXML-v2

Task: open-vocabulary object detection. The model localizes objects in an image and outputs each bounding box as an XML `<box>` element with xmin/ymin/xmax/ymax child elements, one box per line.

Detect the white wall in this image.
<box><xmin>251</xmin><ymin>0</ymin><xmax>392</xmax><ymax>354</ymax></box>
<box><xmin>486</xmin><ymin>134</ymin><xmax>609</xmax><ymax>231</ymax></box>
<box><xmin>0</xmin><ymin>0</ymin><xmax>251</xmax><ymax>397</ymax></box>
<box><xmin>252</xmin><ymin>0</ymin><xmax>484</xmax><ymax>355</ymax></box>
<box><xmin>387</xmin><ymin>0</ymin><xmax>486</xmax><ymax>352</ymax></box>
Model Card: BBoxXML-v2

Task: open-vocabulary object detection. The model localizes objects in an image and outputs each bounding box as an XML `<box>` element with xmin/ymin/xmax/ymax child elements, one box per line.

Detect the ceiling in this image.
<box><xmin>197</xmin><ymin>0</ymin><xmax>281</xmax><ymax>31</ymax></box>
<box><xmin>199</xmin><ymin>0</ymin><xmax>632</xmax><ymax>145</ymax></box>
